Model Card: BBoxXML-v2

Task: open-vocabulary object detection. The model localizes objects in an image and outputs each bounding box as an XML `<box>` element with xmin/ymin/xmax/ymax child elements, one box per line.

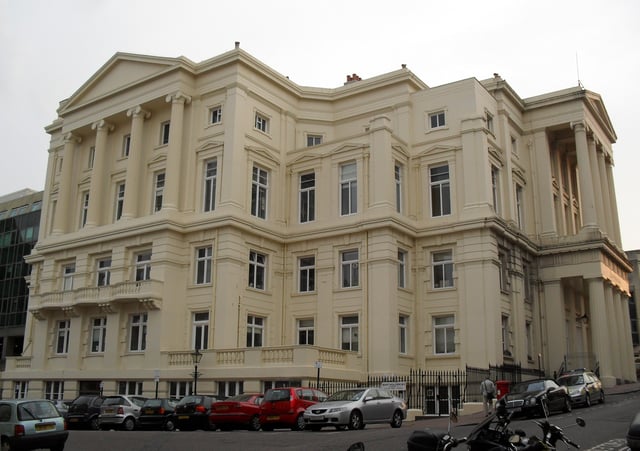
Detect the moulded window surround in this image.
<box><xmin>118</xmin><ymin>381</ymin><xmax>143</xmax><ymax>395</ymax></box>
<box><xmin>88</xmin><ymin>146</ymin><xmax>95</xmax><ymax>169</ymax></box>
<box><xmin>62</xmin><ymin>263</ymin><xmax>75</xmax><ymax>291</ymax></box>
<box><xmin>430</xmin><ymin>164</ymin><xmax>451</xmax><ymax>217</ymax></box>
<box><xmin>153</xmin><ymin>172</ymin><xmax>165</xmax><ymax>213</ymax></box>
<box><xmin>45</xmin><ymin>381</ymin><xmax>65</xmax><ymax>400</ymax></box>
<box><xmin>91</xmin><ymin>317</ymin><xmax>107</xmax><ymax>353</ymax></box>
<box><xmin>399</xmin><ymin>315</ymin><xmax>408</xmax><ymax>354</ymax></box>
<box><xmin>499</xmin><ymin>249</ymin><xmax>510</xmax><ymax>292</ymax></box>
<box><xmin>486</xmin><ymin>112</ymin><xmax>494</xmax><ymax>134</ymax></box>
<box><xmin>135</xmin><ymin>251</ymin><xmax>152</xmax><ymax>281</ymax></box>
<box><xmin>515</xmin><ymin>183</ymin><xmax>524</xmax><ymax>229</ymax></box>
<box><xmin>209</xmin><ymin>106</ymin><xmax>222</xmax><ymax>125</ymax></box>
<box><xmin>56</xmin><ymin>319</ymin><xmax>70</xmax><ymax>354</ymax></box>
<box><xmin>219</xmin><ymin>381</ymin><xmax>244</xmax><ymax>398</ymax></box>
<box><xmin>306</xmin><ymin>134</ymin><xmax>322</xmax><ymax>147</ymax></box>
<box><xmin>526</xmin><ymin>321</ymin><xmax>533</xmax><ymax>361</ymax></box>
<box><xmin>432</xmin><ymin>250</ymin><xmax>453</xmax><ymax>289</ymax></box>
<box><xmin>114</xmin><ymin>182</ymin><xmax>125</xmax><ymax>221</ymax></box>
<box><xmin>434</xmin><ymin>315</ymin><xmax>455</xmax><ymax>354</ymax></box>
<box><xmin>251</xmin><ymin>166</ymin><xmax>268</xmax><ymax>219</ymax></box>
<box><xmin>428</xmin><ymin>110</ymin><xmax>446</xmax><ymax>129</ymax></box>
<box><xmin>340</xmin><ymin>315</ymin><xmax>359</xmax><ymax>352</ymax></box>
<box><xmin>80</xmin><ymin>191</ymin><xmax>89</xmax><ymax>227</ymax></box>
<box><xmin>246</xmin><ymin>315</ymin><xmax>264</xmax><ymax>347</ymax></box>
<box><xmin>170</xmin><ymin>382</ymin><xmax>192</xmax><ymax>399</ymax></box>
<box><xmin>491</xmin><ymin>165</ymin><xmax>501</xmax><ymax>214</ymax></box>
<box><xmin>195</xmin><ymin>246</ymin><xmax>213</xmax><ymax>285</ymax></box>
<box><xmin>203</xmin><ymin>158</ymin><xmax>218</xmax><ymax>212</ymax></box>
<box><xmin>395</xmin><ymin>163</ymin><xmax>403</xmax><ymax>213</ymax></box>
<box><xmin>160</xmin><ymin>121</ymin><xmax>170</xmax><ymax>145</ymax></box>
<box><xmin>129</xmin><ymin>312</ymin><xmax>147</xmax><ymax>352</ymax></box>
<box><xmin>298</xmin><ymin>318</ymin><xmax>315</xmax><ymax>345</ymax></box>
<box><xmin>340</xmin><ymin>162</ymin><xmax>357</xmax><ymax>216</ymax></box>
<box><xmin>341</xmin><ymin>249</ymin><xmax>359</xmax><ymax>288</ymax></box>
<box><xmin>122</xmin><ymin>135</ymin><xmax>131</xmax><ymax>158</ymax></box>
<box><xmin>298</xmin><ymin>256</ymin><xmax>315</xmax><ymax>293</ymax></box>
<box><xmin>299</xmin><ymin>172</ymin><xmax>316</xmax><ymax>223</ymax></box>
<box><xmin>398</xmin><ymin>249</ymin><xmax>407</xmax><ymax>289</ymax></box>
<box><xmin>254</xmin><ymin>112</ymin><xmax>269</xmax><ymax>134</ymax></box>
<box><xmin>193</xmin><ymin>312</ymin><xmax>209</xmax><ymax>350</ymax></box>
<box><xmin>248</xmin><ymin>250</ymin><xmax>266</xmax><ymax>290</ymax></box>
<box><xmin>96</xmin><ymin>258</ymin><xmax>111</xmax><ymax>287</ymax></box>
<box><xmin>14</xmin><ymin>381</ymin><xmax>28</xmax><ymax>399</ymax></box>
<box><xmin>502</xmin><ymin>315</ymin><xmax>511</xmax><ymax>356</ymax></box>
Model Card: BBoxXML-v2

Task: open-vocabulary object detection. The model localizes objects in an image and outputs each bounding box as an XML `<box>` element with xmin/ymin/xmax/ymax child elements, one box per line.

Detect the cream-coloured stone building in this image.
<box><xmin>1</xmin><ymin>44</ymin><xmax>634</xmax><ymax>401</ymax></box>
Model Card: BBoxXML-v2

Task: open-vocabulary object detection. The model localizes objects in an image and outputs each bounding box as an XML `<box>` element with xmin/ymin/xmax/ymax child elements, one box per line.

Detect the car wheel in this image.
<box><xmin>563</xmin><ymin>397</ymin><xmax>572</xmax><ymax>413</ymax></box>
<box><xmin>390</xmin><ymin>409</ymin><xmax>403</xmax><ymax>428</ymax></box>
<box><xmin>164</xmin><ymin>418</ymin><xmax>176</xmax><ymax>431</ymax></box>
<box><xmin>90</xmin><ymin>416</ymin><xmax>100</xmax><ymax>431</ymax></box>
<box><xmin>348</xmin><ymin>411</ymin><xmax>362</xmax><ymax>430</ymax></box>
<box><xmin>584</xmin><ymin>393</ymin><xmax>591</xmax><ymax>407</ymax></box>
<box><xmin>261</xmin><ymin>424</ymin><xmax>274</xmax><ymax>431</ymax></box>
<box><xmin>336</xmin><ymin>425</ymin><xmax>347</xmax><ymax>431</ymax></box>
<box><xmin>1</xmin><ymin>438</ymin><xmax>11</xmax><ymax>451</ymax></box>
<box><xmin>248</xmin><ymin>415</ymin><xmax>261</xmax><ymax>431</ymax></box>
<box><xmin>292</xmin><ymin>413</ymin><xmax>306</xmax><ymax>431</ymax></box>
<box><xmin>123</xmin><ymin>416</ymin><xmax>136</xmax><ymax>431</ymax></box>
<box><xmin>599</xmin><ymin>391</ymin><xmax>605</xmax><ymax>404</ymax></box>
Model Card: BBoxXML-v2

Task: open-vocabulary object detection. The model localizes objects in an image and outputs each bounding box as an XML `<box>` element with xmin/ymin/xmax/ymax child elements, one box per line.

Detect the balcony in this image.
<box><xmin>30</xmin><ymin>280</ymin><xmax>163</xmax><ymax>317</ymax></box>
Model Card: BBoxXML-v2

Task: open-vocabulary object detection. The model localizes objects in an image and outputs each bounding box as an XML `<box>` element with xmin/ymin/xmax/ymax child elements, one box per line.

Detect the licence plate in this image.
<box><xmin>216</xmin><ymin>406</ymin><xmax>228</xmax><ymax>411</ymax></box>
<box><xmin>144</xmin><ymin>409</ymin><xmax>154</xmax><ymax>414</ymax></box>
<box><xmin>104</xmin><ymin>408</ymin><xmax>115</xmax><ymax>414</ymax></box>
<box><xmin>179</xmin><ymin>415</ymin><xmax>189</xmax><ymax>420</ymax></box>
<box><xmin>36</xmin><ymin>423</ymin><xmax>55</xmax><ymax>432</ymax></box>
<box><xmin>69</xmin><ymin>418</ymin><xmax>79</xmax><ymax>422</ymax></box>
<box><xmin>267</xmin><ymin>415</ymin><xmax>279</xmax><ymax>421</ymax></box>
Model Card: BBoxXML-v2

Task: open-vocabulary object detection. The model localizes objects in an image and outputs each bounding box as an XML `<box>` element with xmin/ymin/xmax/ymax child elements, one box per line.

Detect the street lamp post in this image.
<box><xmin>191</xmin><ymin>345</ymin><xmax>203</xmax><ymax>396</ymax></box>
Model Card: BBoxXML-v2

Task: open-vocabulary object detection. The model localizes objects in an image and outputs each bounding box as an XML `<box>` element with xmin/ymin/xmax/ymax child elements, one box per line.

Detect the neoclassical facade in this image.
<box><xmin>1</xmin><ymin>44</ymin><xmax>634</xmax><ymax>401</ymax></box>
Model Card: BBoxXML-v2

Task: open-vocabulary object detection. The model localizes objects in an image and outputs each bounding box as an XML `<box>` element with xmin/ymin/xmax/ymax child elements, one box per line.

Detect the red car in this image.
<box><xmin>260</xmin><ymin>387</ymin><xmax>327</xmax><ymax>431</ymax></box>
<box><xmin>209</xmin><ymin>393</ymin><xmax>264</xmax><ymax>431</ymax></box>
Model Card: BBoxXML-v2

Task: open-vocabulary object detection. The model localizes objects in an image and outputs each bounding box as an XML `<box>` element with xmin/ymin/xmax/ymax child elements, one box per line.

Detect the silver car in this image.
<box><xmin>98</xmin><ymin>395</ymin><xmax>147</xmax><ymax>431</ymax></box>
<box><xmin>303</xmin><ymin>387</ymin><xmax>407</xmax><ymax>431</ymax></box>
<box><xmin>0</xmin><ymin>399</ymin><xmax>68</xmax><ymax>451</ymax></box>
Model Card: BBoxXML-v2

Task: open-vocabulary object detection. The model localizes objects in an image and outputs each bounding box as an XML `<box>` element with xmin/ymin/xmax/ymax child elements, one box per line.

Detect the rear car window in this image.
<box><xmin>265</xmin><ymin>389</ymin><xmax>291</xmax><ymax>402</ymax></box>
<box><xmin>18</xmin><ymin>401</ymin><xmax>59</xmax><ymax>420</ymax></box>
<box><xmin>103</xmin><ymin>397</ymin><xmax>127</xmax><ymax>406</ymax></box>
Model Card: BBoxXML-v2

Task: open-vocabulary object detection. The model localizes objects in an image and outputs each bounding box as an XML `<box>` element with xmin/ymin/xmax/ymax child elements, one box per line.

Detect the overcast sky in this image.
<box><xmin>1</xmin><ymin>0</ymin><xmax>639</xmax><ymax>248</ymax></box>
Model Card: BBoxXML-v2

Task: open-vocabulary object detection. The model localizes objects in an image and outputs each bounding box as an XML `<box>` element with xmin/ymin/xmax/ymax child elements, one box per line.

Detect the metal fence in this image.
<box><xmin>307</xmin><ymin>364</ymin><xmax>542</xmax><ymax>415</ymax></box>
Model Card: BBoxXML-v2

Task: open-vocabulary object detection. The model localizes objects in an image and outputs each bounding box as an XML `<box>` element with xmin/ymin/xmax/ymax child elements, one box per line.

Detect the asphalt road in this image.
<box><xmin>61</xmin><ymin>391</ymin><xmax>639</xmax><ymax>451</ymax></box>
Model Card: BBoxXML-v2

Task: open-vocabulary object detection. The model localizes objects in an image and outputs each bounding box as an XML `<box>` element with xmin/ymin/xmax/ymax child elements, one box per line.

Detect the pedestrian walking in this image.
<box><xmin>481</xmin><ymin>376</ymin><xmax>496</xmax><ymax>415</ymax></box>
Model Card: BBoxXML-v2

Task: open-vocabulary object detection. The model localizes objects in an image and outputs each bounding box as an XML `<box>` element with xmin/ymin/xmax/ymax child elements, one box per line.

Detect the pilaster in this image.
<box><xmin>85</xmin><ymin>120</ymin><xmax>114</xmax><ymax>227</ymax></box>
<box><xmin>122</xmin><ymin>106</ymin><xmax>151</xmax><ymax>219</ymax></box>
<box><xmin>572</xmin><ymin>121</ymin><xmax>597</xmax><ymax>228</ymax></box>
<box><xmin>52</xmin><ymin>132</ymin><xmax>81</xmax><ymax>235</ymax></box>
<box><xmin>163</xmin><ymin>92</ymin><xmax>191</xmax><ymax>211</ymax></box>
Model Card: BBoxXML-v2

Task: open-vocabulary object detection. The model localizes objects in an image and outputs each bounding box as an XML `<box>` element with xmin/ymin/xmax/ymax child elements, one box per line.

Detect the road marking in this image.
<box><xmin>586</xmin><ymin>438</ymin><xmax>628</xmax><ymax>451</ymax></box>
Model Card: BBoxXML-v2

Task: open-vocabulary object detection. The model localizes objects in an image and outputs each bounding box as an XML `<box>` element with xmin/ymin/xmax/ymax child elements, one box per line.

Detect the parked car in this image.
<box><xmin>52</xmin><ymin>399</ymin><xmax>73</xmax><ymax>418</ymax></box>
<box><xmin>502</xmin><ymin>379</ymin><xmax>571</xmax><ymax>418</ymax></box>
<box><xmin>98</xmin><ymin>395</ymin><xmax>147</xmax><ymax>431</ymax></box>
<box><xmin>303</xmin><ymin>387</ymin><xmax>407</xmax><ymax>431</ymax></box>
<box><xmin>66</xmin><ymin>395</ymin><xmax>104</xmax><ymax>430</ymax></box>
<box><xmin>173</xmin><ymin>395</ymin><xmax>215</xmax><ymax>430</ymax></box>
<box><xmin>210</xmin><ymin>393</ymin><xmax>264</xmax><ymax>431</ymax></box>
<box><xmin>138</xmin><ymin>398</ymin><xmax>177</xmax><ymax>431</ymax></box>
<box><xmin>260</xmin><ymin>387</ymin><xmax>327</xmax><ymax>431</ymax></box>
<box><xmin>556</xmin><ymin>369</ymin><xmax>604</xmax><ymax>406</ymax></box>
<box><xmin>0</xmin><ymin>399</ymin><xmax>68</xmax><ymax>451</ymax></box>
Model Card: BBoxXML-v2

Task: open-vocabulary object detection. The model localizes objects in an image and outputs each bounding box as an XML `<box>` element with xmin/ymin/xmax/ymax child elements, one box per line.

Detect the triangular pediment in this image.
<box><xmin>328</xmin><ymin>143</ymin><xmax>369</xmax><ymax>157</ymax></box>
<box><xmin>415</xmin><ymin>144</ymin><xmax>460</xmax><ymax>158</ymax></box>
<box><xmin>245</xmin><ymin>145</ymin><xmax>280</xmax><ymax>166</ymax></box>
<box><xmin>585</xmin><ymin>91</ymin><xmax>617</xmax><ymax>142</ymax></box>
<box><xmin>59</xmin><ymin>53</ymin><xmax>193</xmax><ymax>114</ymax></box>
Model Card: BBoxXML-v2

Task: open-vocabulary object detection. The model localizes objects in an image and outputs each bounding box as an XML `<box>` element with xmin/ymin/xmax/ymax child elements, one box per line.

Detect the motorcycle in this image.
<box><xmin>407</xmin><ymin>397</ymin><xmax>585</xmax><ymax>451</ymax></box>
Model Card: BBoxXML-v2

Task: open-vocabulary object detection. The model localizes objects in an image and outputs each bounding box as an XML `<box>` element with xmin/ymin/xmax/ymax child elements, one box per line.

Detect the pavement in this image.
<box><xmin>414</xmin><ymin>380</ymin><xmax>640</xmax><ymax>429</ymax></box>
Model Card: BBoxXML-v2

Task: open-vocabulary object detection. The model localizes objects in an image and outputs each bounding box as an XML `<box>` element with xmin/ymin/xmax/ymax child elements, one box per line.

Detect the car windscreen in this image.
<box><xmin>103</xmin><ymin>397</ymin><xmax>127</xmax><ymax>406</ymax></box>
<box><xmin>558</xmin><ymin>375</ymin><xmax>583</xmax><ymax>386</ymax></box>
<box><xmin>326</xmin><ymin>390</ymin><xmax>365</xmax><ymax>402</ymax></box>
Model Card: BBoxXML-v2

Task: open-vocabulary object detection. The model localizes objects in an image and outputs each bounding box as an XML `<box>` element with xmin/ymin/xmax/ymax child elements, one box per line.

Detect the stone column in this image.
<box><xmin>596</xmin><ymin>149</ymin><xmax>613</xmax><ymax>238</ymax></box>
<box><xmin>368</xmin><ymin>116</ymin><xmax>393</xmax><ymax>210</ymax></box>
<box><xmin>122</xmin><ymin>106</ymin><xmax>150</xmax><ymax>219</ymax></box>
<box><xmin>52</xmin><ymin>133</ymin><xmax>81</xmax><ymax>235</ymax></box>
<box><xmin>604</xmin><ymin>284</ymin><xmax>621</xmax><ymax>378</ymax></box>
<box><xmin>572</xmin><ymin>122</ymin><xmax>597</xmax><ymax>228</ymax></box>
<box><xmin>605</xmin><ymin>159</ymin><xmax>623</xmax><ymax>246</ymax></box>
<box><xmin>616</xmin><ymin>290</ymin><xmax>636</xmax><ymax>381</ymax></box>
<box><xmin>163</xmin><ymin>92</ymin><xmax>191</xmax><ymax>211</ymax></box>
<box><xmin>587</xmin><ymin>278</ymin><xmax>614</xmax><ymax>386</ymax></box>
<box><xmin>587</xmin><ymin>137</ymin><xmax>605</xmax><ymax>233</ymax></box>
<box><xmin>85</xmin><ymin>120</ymin><xmax>114</xmax><ymax>227</ymax></box>
<box><xmin>532</xmin><ymin>131</ymin><xmax>556</xmax><ymax>237</ymax></box>
<box><xmin>542</xmin><ymin>280</ymin><xmax>565</xmax><ymax>375</ymax></box>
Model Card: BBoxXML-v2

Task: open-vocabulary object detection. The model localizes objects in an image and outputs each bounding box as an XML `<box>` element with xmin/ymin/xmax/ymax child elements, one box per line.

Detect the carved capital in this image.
<box><xmin>570</xmin><ymin>120</ymin><xmax>587</xmax><ymax>133</ymax></box>
<box><xmin>126</xmin><ymin>105</ymin><xmax>151</xmax><ymax>119</ymax></box>
<box><xmin>63</xmin><ymin>132</ymin><xmax>82</xmax><ymax>145</ymax></box>
<box><xmin>166</xmin><ymin>91</ymin><xmax>192</xmax><ymax>105</ymax></box>
<box><xmin>91</xmin><ymin>119</ymin><xmax>115</xmax><ymax>133</ymax></box>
